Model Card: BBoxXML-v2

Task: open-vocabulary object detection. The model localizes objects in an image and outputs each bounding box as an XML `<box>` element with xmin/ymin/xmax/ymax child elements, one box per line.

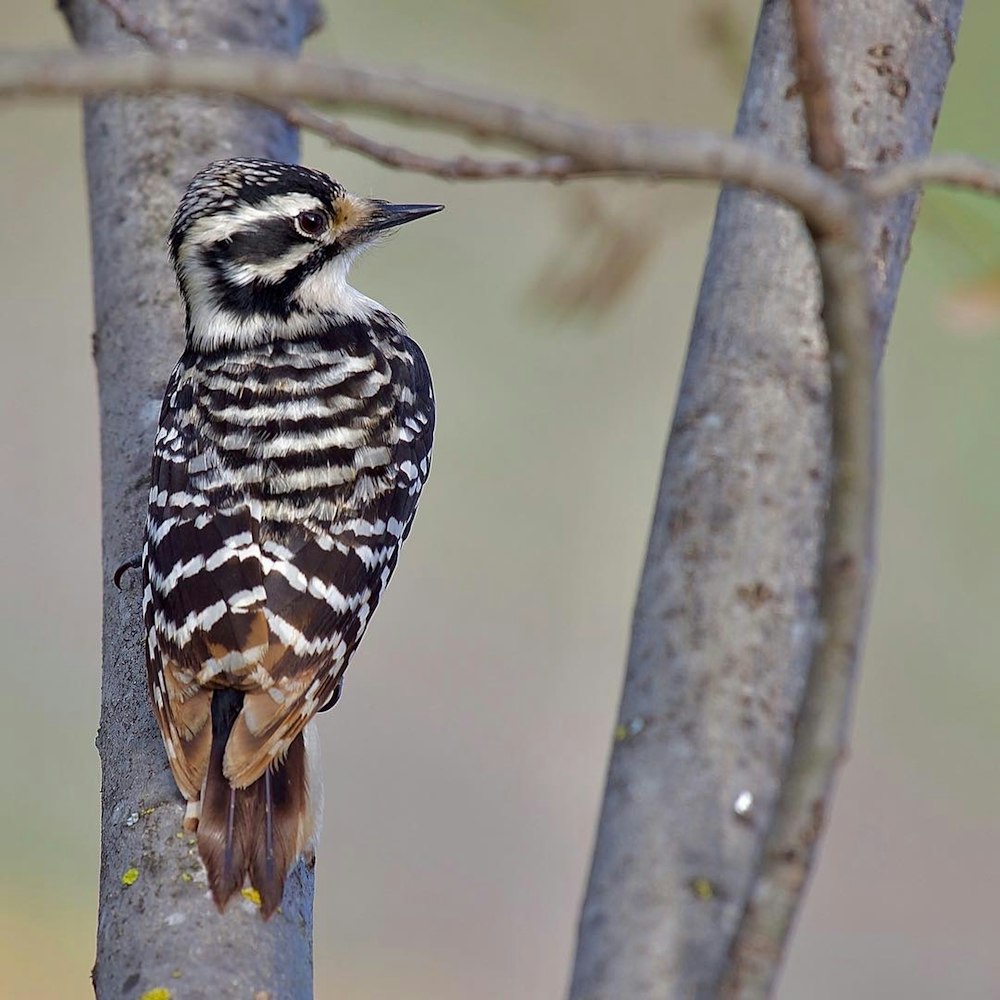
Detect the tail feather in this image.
<box><xmin>197</xmin><ymin>690</ymin><xmax>312</xmax><ymax>918</ymax></box>
<box><xmin>249</xmin><ymin>737</ymin><xmax>308</xmax><ymax>916</ymax></box>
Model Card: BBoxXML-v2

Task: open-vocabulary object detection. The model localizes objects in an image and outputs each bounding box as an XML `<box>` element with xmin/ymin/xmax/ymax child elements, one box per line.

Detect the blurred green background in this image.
<box><xmin>2</xmin><ymin>1</ymin><xmax>998</xmax><ymax>997</ymax></box>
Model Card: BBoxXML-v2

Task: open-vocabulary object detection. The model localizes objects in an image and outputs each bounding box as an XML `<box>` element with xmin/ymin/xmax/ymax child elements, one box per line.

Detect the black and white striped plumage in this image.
<box><xmin>142</xmin><ymin>159</ymin><xmax>440</xmax><ymax>916</ymax></box>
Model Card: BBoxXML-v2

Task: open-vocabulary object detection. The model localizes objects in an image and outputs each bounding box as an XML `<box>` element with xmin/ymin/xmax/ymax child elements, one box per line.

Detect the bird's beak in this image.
<box><xmin>364</xmin><ymin>201</ymin><xmax>445</xmax><ymax>235</ymax></box>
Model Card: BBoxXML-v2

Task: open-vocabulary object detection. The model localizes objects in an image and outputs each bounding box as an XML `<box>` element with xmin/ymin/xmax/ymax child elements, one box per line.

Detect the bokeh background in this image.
<box><xmin>2</xmin><ymin>1</ymin><xmax>999</xmax><ymax>997</ymax></box>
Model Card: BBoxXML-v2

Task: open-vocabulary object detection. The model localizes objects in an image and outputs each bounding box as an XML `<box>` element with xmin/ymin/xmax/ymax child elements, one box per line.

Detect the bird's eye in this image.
<box><xmin>294</xmin><ymin>209</ymin><xmax>328</xmax><ymax>238</ymax></box>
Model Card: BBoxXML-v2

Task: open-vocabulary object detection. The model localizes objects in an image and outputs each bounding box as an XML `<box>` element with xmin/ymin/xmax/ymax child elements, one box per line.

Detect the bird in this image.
<box><xmin>142</xmin><ymin>158</ymin><xmax>441</xmax><ymax>917</ymax></box>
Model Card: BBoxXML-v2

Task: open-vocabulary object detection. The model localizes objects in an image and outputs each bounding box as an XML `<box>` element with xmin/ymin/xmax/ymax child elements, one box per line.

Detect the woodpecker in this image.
<box><xmin>142</xmin><ymin>158</ymin><xmax>440</xmax><ymax>917</ymax></box>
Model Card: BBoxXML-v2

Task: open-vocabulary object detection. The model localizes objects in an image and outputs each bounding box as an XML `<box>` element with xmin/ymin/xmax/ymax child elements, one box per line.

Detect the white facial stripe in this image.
<box><xmin>224</xmin><ymin>242</ymin><xmax>315</xmax><ymax>286</ymax></box>
<box><xmin>181</xmin><ymin>192</ymin><xmax>327</xmax><ymax>248</ymax></box>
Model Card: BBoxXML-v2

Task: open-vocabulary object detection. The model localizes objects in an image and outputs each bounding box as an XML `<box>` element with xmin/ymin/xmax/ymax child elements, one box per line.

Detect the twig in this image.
<box><xmin>97</xmin><ymin>0</ymin><xmax>550</xmax><ymax>181</ymax></box>
<box><xmin>719</xmin><ymin>213</ymin><xmax>875</xmax><ymax>999</ymax></box>
<box><xmin>85</xmin><ymin>14</ymin><xmax>577</xmax><ymax>182</ymax></box>
<box><xmin>720</xmin><ymin>1</ymin><xmax>875</xmax><ymax>993</ymax></box>
<box><xmin>866</xmin><ymin>152</ymin><xmax>1000</xmax><ymax>199</ymax></box>
<box><xmin>95</xmin><ymin>0</ymin><xmax>175</xmax><ymax>49</ymax></box>
<box><xmin>287</xmin><ymin>106</ymin><xmax>584</xmax><ymax>180</ymax></box>
<box><xmin>788</xmin><ymin>0</ymin><xmax>846</xmax><ymax>173</ymax></box>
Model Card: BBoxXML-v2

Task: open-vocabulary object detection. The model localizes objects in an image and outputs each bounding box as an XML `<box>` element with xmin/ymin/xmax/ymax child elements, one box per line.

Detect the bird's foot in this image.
<box><xmin>113</xmin><ymin>552</ymin><xmax>142</xmax><ymax>589</ymax></box>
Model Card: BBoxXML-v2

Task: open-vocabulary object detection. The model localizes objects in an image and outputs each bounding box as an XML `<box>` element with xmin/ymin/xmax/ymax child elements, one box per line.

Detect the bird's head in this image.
<box><xmin>169</xmin><ymin>158</ymin><xmax>443</xmax><ymax>350</ymax></box>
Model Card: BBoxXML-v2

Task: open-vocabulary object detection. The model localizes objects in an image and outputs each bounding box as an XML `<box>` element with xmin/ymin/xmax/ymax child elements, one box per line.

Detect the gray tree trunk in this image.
<box><xmin>61</xmin><ymin>1</ymin><xmax>321</xmax><ymax>996</ymax></box>
<box><xmin>568</xmin><ymin>1</ymin><xmax>963</xmax><ymax>997</ymax></box>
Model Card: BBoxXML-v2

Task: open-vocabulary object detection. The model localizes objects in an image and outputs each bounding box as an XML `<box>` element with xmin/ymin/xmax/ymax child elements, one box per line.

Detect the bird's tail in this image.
<box><xmin>196</xmin><ymin>689</ymin><xmax>317</xmax><ymax>918</ymax></box>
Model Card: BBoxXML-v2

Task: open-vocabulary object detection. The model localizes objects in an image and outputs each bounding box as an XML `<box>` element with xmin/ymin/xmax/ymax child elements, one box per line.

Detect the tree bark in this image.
<box><xmin>61</xmin><ymin>1</ymin><xmax>322</xmax><ymax>996</ymax></box>
<box><xmin>568</xmin><ymin>1</ymin><xmax>963</xmax><ymax>997</ymax></box>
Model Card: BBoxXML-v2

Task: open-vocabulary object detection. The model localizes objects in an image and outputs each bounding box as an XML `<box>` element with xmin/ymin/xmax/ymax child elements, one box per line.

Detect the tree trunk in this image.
<box><xmin>568</xmin><ymin>0</ymin><xmax>963</xmax><ymax>996</ymax></box>
<box><xmin>61</xmin><ymin>1</ymin><xmax>322</xmax><ymax>996</ymax></box>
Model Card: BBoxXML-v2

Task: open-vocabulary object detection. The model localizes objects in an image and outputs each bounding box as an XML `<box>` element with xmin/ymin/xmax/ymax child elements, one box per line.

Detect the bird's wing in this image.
<box><xmin>221</xmin><ymin>357</ymin><xmax>435</xmax><ymax>788</ymax></box>
<box><xmin>144</xmin><ymin>362</ymin><xmax>269</xmax><ymax>800</ymax></box>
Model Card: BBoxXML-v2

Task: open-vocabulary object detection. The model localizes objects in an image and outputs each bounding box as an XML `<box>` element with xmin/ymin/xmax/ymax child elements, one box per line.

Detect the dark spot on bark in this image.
<box><xmin>867</xmin><ymin>52</ymin><xmax>910</xmax><ymax>106</ymax></box>
<box><xmin>878</xmin><ymin>226</ymin><xmax>892</xmax><ymax>269</ymax></box>
<box><xmin>737</xmin><ymin>582</ymin><xmax>776</xmax><ymax>610</ymax></box>
<box><xmin>889</xmin><ymin>76</ymin><xmax>910</xmax><ymax>105</ymax></box>
<box><xmin>122</xmin><ymin>972</ymin><xmax>140</xmax><ymax>993</ymax></box>
<box><xmin>833</xmin><ymin>553</ymin><xmax>857</xmax><ymax>577</ymax></box>
<box><xmin>914</xmin><ymin>1</ymin><xmax>932</xmax><ymax>22</ymax></box>
<box><xmin>784</xmin><ymin>81</ymin><xmax>801</xmax><ymax>100</ymax></box>
<box><xmin>802</xmin><ymin>799</ymin><xmax>827</xmax><ymax>848</ymax></box>
<box><xmin>875</xmin><ymin>142</ymin><xmax>904</xmax><ymax>164</ymax></box>
<box><xmin>668</xmin><ymin>507</ymin><xmax>695</xmax><ymax>537</ymax></box>
<box><xmin>799</xmin><ymin>377</ymin><xmax>826</xmax><ymax>405</ymax></box>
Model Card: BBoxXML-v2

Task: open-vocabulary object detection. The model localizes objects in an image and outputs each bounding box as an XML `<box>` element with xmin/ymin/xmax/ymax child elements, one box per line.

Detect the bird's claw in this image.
<box><xmin>318</xmin><ymin>678</ymin><xmax>344</xmax><ymax>712</ymax></box>
<box><xmin>114</xmin><ymin>552</ymin><xmax>142</xmax><ymax>590</ymax></box>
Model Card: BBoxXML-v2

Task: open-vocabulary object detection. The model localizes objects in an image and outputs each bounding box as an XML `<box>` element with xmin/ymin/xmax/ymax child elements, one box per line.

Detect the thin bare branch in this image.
<box><xmin>98</xmin><ymin>0</ymin><xmax>535</xmax><ymax>182</ymax></box>
<box><xmin>789</xmin><ymin>0</ymin><xmax>846</xmax><ymax>173</ymax></box>
<box><xmin>0</xmin><ymin>50</ymin><xmax>852</xmax><ymax>232</ymax></box>
<box><xmin>866</xmin><ymin>152</ymin><xmax>1000</xmax><ymax>199</ymax></box>
<box><xmin>94</xmin><ymin>0</ymin><xmax>175</xmax><ymax>49</ymax></box>
<box><xmin>84</xmin><ymin>14</ymin><xmax>576</xmax><ymax>182</ymax></box>
<box><xmin>287</xmin><ymin>106</ymin><xmax>584</xmax><ymax>180</ymax></box>
<box><xmin>719</xmin><ymin>211</ymin><xmax>876</xmax><ymax>997</ymax></box>
<box><xmin>97</xmin><ymin>0</ymin><xmax>528</xmax><ymax>181</ymax></box>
